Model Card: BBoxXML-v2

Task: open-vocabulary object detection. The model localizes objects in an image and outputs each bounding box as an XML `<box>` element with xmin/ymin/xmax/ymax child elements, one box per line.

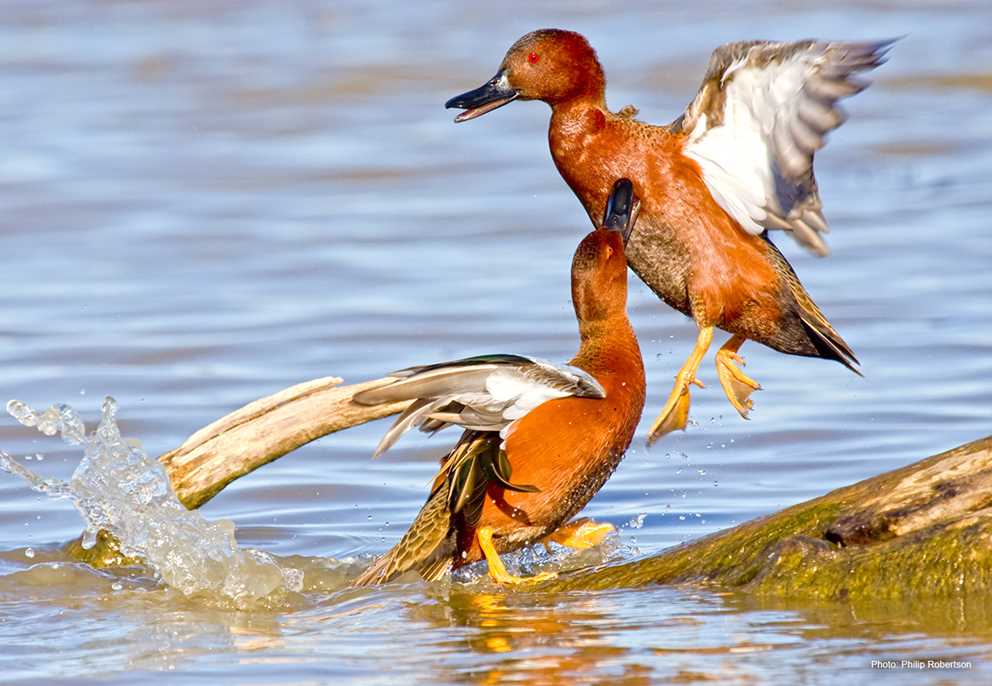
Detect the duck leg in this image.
<box><xmin>715</xmin><ymin>335</ymin><xmax>762</xmax><ymax>418</ymax></box>
<box><xmin>647</xmin><ymin>326</ymin><xmax>713</xmax><ymax>443</ymax></box>
<box><xmin>477</xmin><ymin>526</ymin><xmax>556</xmax><ymax>585</ymax></box>
<box><xmin>542</xmin><ymin>517</ymin><xmax>615</xmax><ymax>552</ymax></box>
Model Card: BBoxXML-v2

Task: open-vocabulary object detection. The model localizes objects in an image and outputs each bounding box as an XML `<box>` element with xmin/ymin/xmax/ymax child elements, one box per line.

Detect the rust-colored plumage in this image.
<box><xmin>353</xmin><ymin>181</ymin><xmax>645</xmax><ymax>586</ymax></box>
<box><xmin>447</xmin><ymin>29</ymin><xmax>885</xmax><ymax>440</ymax></box>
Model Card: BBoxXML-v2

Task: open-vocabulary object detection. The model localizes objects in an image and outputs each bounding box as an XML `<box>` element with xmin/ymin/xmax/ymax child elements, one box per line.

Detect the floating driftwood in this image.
<box><xmin>72</xmin><ymin>374</ymin><xmax>992</xmax><ymax>598</ymax></box>
<box><xmin>159</xmin><ymin>375</ymin><xmax>411</xmax><ymax>509</ymax></box>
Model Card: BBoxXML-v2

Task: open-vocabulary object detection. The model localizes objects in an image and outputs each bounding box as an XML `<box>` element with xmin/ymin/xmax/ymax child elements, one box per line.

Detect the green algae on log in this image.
<box><xmin>63</xmin><ymin>529</ymin><xmax>141</xmax><ymax>568</ymax></box>
<box><xmin>65</xmin><ymin>375</ymin><xmax>992</xmax><ymax>598</ymax></box>
<box><xmin>546</xmin><ymin>435</ymin><xmax>992</xmax><ymax>599</ymax></box>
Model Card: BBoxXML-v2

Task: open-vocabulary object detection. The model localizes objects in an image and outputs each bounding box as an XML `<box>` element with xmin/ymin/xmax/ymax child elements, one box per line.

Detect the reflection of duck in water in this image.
<box><xmin>353</xmin><ymin>179</ymin><xmax>645</xmax><ymax>585</ymax></box>
<box><xmin>407</xmin><ymin>588</ymin><xmax>632</xmax><ymax>683</ymax></box>
<box><xmin>447</xmin><ymin>30</ymin><xmax>890</xmax><ymax>441</ymax></box>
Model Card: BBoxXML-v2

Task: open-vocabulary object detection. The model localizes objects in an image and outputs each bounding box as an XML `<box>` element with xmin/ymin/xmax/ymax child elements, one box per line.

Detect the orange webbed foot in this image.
<box><xmin>647</xmin><ymin>326</ymin><xmax>714</xmax><ymax>444</ymax></box>
<box><xmin>647</xmin><ymin>374</ymin><xmax>703</xmax><ymax>442</ymax></box>
<box><xmin>477</xmin><ymin>527</ymin><xmax>557</xmax><ymax>585</ymax></box>
<box><xmin>544</xmin><ymin>518</ymin><xmax>615</xmax><ymax>550</ymax></box>
<box><xmin>715</xmin><ymin>336</ymin><xmax>762</xmax><ymax>419</ymax></box>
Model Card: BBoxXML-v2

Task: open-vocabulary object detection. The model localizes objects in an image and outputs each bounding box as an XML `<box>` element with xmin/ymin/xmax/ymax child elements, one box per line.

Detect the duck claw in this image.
<box><xmin>716</xmin><ymin>349</ymin><xmax>761</xmax><ymax>419</ymax></box>
<box><xmin>647</xmin><ymin>380</ymin><xmax>694</xmax><ymax>443</ymax></box>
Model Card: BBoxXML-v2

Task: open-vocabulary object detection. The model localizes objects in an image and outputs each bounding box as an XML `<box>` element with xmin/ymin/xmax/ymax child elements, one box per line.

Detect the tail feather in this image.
<box><xmin>798</xmin><ymin>312</ymin><xmax>862</xmax><ymax>375</ymax></box>
<box><xmin>764</xmin><ymin>235</ymin><xmax>860</xmax><ymax>375</ymax></box>
<box><xmin>786</xmin><ymin>262</ymin><xmax>860</xmax><ymax>374</ymax></box>
<box><xmin>352</xmin><ymin>487</ymin><xmax>454</xmax><ymax>586</ymax></box>
<box><xmin>419</xmin><ymin>556</ymin><xmax>454</xmax><ymax>582</ymax></box>
<box><xmin>352</xmin><ymin>431</ymin><xmax>495</xmax><ymax>587</ymax></box>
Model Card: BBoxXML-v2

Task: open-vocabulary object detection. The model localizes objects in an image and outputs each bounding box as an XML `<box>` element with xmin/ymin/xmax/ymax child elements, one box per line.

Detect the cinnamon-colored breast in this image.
<box><xmin>459</xmin><ymin>340</ymin><xmax>645</xmax><ymax>562</ymax></box>
<box><xmin>550</xmin><ymin>107</ymin><xmax>788</xmax><ymax>338</ymax></box>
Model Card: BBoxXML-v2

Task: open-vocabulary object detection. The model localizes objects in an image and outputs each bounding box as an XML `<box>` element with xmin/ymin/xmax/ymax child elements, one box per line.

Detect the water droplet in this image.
<box><xmin>6</xmin><ymin>400</ymin><xmax>36</xmax><ymax>427</ymax></box>
<box><xmin>627</xmin><ymin>513</ymin><xmax>647</xmax><ymax>529</ymax></box>
<box><xmin>111</xmin><ymin>582</ymin><xmax>123</xmax><ymax>592</ymax></box>
<box><xmin>24</xmin><ymin>547</ymin><xmax>35</xmax><ymax>559</ymax></box>
<box><xmin>678</xmin><ymin>515</ymin><xmax>686</xmax><ymax>521</ymax></box>
<box><xmin>81</xmin><ymin>528</ymin><xmax>98</xmax><ymax>550</ymax></box>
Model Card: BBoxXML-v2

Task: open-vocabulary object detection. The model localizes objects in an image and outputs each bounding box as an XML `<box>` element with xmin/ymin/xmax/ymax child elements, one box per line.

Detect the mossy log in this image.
<box><xmin>547</xmin><ymin>435</ymin><xmax>992</xmax><ymax>599</ymax></box>
<box><xmin>70</xmin><ymin>375</ymin><xmax>992</xmax><ymax>598</ymax></box>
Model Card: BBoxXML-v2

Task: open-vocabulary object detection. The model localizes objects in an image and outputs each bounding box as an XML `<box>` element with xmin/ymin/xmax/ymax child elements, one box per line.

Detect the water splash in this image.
<box><xmin>0</xmin><ymin>397</ymin><xmax>303</xmax><ymax>607</ymax></box>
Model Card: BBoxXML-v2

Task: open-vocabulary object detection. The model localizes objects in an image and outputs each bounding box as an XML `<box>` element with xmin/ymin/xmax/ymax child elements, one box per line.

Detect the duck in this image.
<box><xmin>352</xmin><ymin>179</ymin><xmax>645</xmax><ymax>586</ymax></box>
<box><xmin>446</xmin><ymin>30</ymin><xmax>892</xmax><ymax>442</ymax></box>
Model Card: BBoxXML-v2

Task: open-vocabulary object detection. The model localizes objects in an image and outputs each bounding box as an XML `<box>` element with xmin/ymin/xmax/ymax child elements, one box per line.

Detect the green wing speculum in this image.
<box><xmin>444</xmin><ymin>433</ymin><xmax>539</xmax><ymax>515</ymax></box>
<box><xmin>353</xmin><ymin>430</ymin><xmax>539</xmax><ymax>586</ymax></box>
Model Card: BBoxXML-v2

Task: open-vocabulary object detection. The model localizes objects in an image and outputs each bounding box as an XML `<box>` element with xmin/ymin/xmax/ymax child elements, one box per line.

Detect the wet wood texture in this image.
<box><xmin>80</xmin><ymin>376</ymin><xmax>992</xmax><ymax>599</ymax></box>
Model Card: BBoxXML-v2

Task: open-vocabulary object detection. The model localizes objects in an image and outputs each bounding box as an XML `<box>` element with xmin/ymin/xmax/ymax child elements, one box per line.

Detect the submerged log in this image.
<box><xmin>71</xmin><ymin>373</ymin><xmax>992</xmax><ymax>598</ymax></box>
<box><xmin>548</xmin><ymin>435</ymin><xmax>992</xmax><ymax>599</ymax></box>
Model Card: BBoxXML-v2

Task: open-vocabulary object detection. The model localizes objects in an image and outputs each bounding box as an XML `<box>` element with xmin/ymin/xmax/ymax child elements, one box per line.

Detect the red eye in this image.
<box><xmin>527</xmin><ymin>51</ymin><xmax>540</xmax><ymax>64</ymax></box>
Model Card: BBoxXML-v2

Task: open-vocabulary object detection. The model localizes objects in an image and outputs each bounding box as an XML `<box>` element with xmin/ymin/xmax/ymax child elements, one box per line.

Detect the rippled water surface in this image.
<box><xmin>1</xmin><ymin>1</ymin><xmax>991</xmax><ymax>684</ymax></box>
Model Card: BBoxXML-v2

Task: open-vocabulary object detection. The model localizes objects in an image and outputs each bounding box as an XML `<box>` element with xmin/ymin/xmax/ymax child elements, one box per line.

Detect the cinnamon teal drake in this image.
<box><xmin>446</xmin><ymin>30</ymin><xmax>893</xmax><ymax>442</ymax></box>
<box><xmin>352</xmin><ymin>179</ymin><xmax>645</xmax><ymax>585</ymax></box>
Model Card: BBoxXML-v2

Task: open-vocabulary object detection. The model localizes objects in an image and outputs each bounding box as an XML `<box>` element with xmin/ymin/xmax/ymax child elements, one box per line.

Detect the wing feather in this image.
<box><xmin>369</xmin><ymin>398</ymin><xmax>448</xmax><ymax>459</ymax></box>
<box><xmin>352</xmin><ymin>432</ymin><xmax>496</xmax><ymax>586</ymax></box>
<box><xmin>354</xmin><ymin>354</ymin><xmax>605</xmax><ymax>458</ymax></box>
<box><xmin>678</xmin><ymin>39</ymin><xmax>895</xmax><ymax>255</ymax></box>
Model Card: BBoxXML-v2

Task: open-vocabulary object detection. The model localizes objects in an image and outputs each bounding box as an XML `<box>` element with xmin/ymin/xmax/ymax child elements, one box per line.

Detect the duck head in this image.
<box><xmin>446</xmin><ymin>29</ymin><xmax>605</xmax><ymax>122</ymax></box>
<box><xmin>571</xmin><ymin>179</ymin><xmax>637</xmax><ymax>324</ymax></box>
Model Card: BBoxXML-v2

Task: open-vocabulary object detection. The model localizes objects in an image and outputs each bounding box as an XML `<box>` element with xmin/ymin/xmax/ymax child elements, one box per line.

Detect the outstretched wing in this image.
<box><xmin>353</xmin><ymin>354</ymin><xmax>605</xmax><ymax>459</ymax></box>
<box><xmin>675</xmin><ymin>39</ymin><xmax>894</xmax><ymax>255</ymax></box>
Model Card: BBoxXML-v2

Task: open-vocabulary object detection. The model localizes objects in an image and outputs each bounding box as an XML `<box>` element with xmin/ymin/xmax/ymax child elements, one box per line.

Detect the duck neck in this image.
<box><xmin>549</xmin><ymin>95</ymin><xmax>607</xmax><ymax>132</ymax></box>
<box><xmin>574</xmin><ymin>313</ymin><xmax>643</xmax><ymax>380</ymax></box>
<box><xmin>548</xmin><ymin>96</ymin><xmax>609</xmax><ymax>213</ymax></box>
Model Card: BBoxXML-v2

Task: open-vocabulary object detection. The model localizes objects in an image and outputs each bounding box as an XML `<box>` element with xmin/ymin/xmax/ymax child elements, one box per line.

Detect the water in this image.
<box><xmin>1</xmin><ymin>398</ymin><xmax>304</xmax><ymax>607</ymax></box>
<box><xmin>1</xmin><ymin>0</ymin><xmax>991</xmax><ymax>683</ymax></box>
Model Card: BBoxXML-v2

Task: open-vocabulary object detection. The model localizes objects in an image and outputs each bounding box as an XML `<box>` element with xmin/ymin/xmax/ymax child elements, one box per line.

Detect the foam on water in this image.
<box><xmin>0</xmin><ymin>397</ymin><xmax>303</xmax><ymax>607</ymax></box>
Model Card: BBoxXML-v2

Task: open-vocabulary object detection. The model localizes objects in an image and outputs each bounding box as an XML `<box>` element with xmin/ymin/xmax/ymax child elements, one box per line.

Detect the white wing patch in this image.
<box><xmin>354</xmin><ymin>355</ymin><xmax>605</xmax><ymax>458</ymax></box>
<box><xmin>680</xmin><ymin>40</ymin><xmax>893</xmax><ymax>255</ymax></box>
